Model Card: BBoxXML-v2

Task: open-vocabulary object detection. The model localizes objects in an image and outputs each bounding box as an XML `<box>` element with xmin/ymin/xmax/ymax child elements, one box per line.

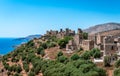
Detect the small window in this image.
<box><xmin>111</xmin><ymin>46</ymin><xmax>114</xmax><ymax>50</ymax></box>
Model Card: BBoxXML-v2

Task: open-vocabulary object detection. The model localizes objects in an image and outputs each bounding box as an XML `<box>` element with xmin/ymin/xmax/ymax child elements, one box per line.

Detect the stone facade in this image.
<box><xmin>89</xmin><ymin>33</ymin><xmax>120</xmax><ymax>57</ymax></box>
<box><xmin>103</xmin><ymin>36</ymin><xmax>118</xmax><ymax>56</ymax></box>
<box><xmin>66</xmin><ymin>28</ymin><xmax>96</xmax><ymax>51</ymax></box>
<box><xmin>66</xmin><ymin>28</ymin><xmax>83</xmax><ymax>51</ymax></box>
<box><xmin>88</xmin><ymin>34</ymin><xmax>96</xmax><ymax>42</ymax></box>
<box><xmin>82</xmin><ymin>40</ymin><xmax>94</xmax><ymax>51</ymax></box>
<box><xmin>118</xmin><ymin>43</ymin><xmax>120</xmax><ymax>56</ymax></box>
<box><xmin>96</xmin><ymin>34</ymin><xmax>105</xmax><ymax>45</ymax></box>
<box><xmin>73</xmin><ymin>33</ymin><xmax>83</xmax><ymax>48</ymax></box>
<box><xmin>66</xmin><ymin>40</ymin><xmax>77</xmax><ymax>51</ymax></box>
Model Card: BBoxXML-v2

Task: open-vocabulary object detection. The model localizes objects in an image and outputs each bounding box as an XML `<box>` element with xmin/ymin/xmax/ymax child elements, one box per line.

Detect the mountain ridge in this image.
<box><xmin>84</xmin><ymin>22</ymin><xmax>120</xmax><ymax>34</ymax></box>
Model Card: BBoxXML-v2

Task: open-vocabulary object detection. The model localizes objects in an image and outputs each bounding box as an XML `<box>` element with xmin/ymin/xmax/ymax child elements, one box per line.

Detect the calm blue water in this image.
<box><xmin>0</xmin><ymin>38</ymin><xmax>28</xmax><ymax>55</ymax></box>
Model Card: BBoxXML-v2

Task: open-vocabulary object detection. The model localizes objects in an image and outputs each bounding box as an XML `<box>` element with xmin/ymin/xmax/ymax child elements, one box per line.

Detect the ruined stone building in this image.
<box><xmin>46</xmin><ymin>30</ymin><xmax>58</xmax><ymax>36</ymax></box>
<box><xmin>45</xmin><ymin>28</ymin><xmax>120</xmax><ymax>59</ymax></box>
<box><xmin>103</xmin><ymin>36</ymin><xmax>118</xmax><ymax>56</ymax></box>
<box><xmin>66</xmin><ymin>40</ymin><xmax>77</xmax><ymax>51</ymax></box>
<box><xmin>57</xmin><ymin>28</ymin><xmax>75</xmax><ymax>38</ymax></box>
<box><xmin>73</xmin><ymin>33</ymin><xmax>83</xmax><ymax>49</ymax></box>
<box><xmin>46</xmin><ymin>28</ymin><xmax>75</xmax><ymax>38</ymax></box>
<box><xmin>88</xmin><ymin>34</ymin><xmax>97</xmax><ymax>43</ymax></box>
<box><xmin>82</xmin><ymin>40</ymin><xmax>94</xmax><ymax>51</ymax></box>
<box><xmin>66</xmin><ymin>28</ymin><xmax>94</xmax><ymax>51</ymax></box>
<box><xmin>115</xmin><ymin>37</ymin><xmax>120</xmax><ymax>57</ymax></box>
<box><xmin>88</xmin><ymin>30</ymin><xmax>120</xmax><ymax>58</ymax></box>
<box><xmin>66</xmin><ymin>28</ymin><xmax>83</xmax><ymax>51</ymax></box>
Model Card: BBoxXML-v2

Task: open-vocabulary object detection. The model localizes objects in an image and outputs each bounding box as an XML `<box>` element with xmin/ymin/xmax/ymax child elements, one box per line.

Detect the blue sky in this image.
<box><xmin>0</xmin><ymin>0</ymin><xmax>120</xmax><ymax>37</ymax></box>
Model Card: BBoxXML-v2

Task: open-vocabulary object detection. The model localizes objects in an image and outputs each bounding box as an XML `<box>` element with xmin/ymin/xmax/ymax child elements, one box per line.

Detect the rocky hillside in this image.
<box><xmin>84</xmin><ymin>22</ymin><xmax>120</xmax><ymax>34</ymax></box>
<box><xmin>0</xmin><ymin>35</ymin><xmax>107</xmax><ymax>76</ymax></box>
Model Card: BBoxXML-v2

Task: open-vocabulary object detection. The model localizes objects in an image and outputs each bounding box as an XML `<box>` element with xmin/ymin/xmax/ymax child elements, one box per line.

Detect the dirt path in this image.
<box><xmin>107</xmin><ymin>69</ymin><xmax>113</xmax><ymax>76</ymax></box>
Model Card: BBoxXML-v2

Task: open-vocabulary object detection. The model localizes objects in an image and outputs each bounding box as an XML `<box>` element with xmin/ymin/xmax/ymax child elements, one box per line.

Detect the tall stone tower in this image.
<box><xmin>73</xmin><ymin>28</ymin><xmax>83</xmax><ymax>49</ymax></box>
<box><xmin>77</xmin><ymin>28</ymin><xmax>83</xmax><ymax>34</ymax></box>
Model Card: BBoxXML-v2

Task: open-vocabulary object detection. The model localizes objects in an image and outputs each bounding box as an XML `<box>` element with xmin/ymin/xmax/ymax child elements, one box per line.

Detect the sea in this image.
<box><xmin>0</xmin><ymin>38</ymin><xmax>28</xmax><ymax>55</ymax></box>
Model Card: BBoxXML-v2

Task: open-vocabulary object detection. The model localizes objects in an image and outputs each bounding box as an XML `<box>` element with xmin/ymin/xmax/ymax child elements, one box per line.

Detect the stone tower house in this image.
<box><xmin>103</xmin><ymin>35</ymin><xmax>118</xmax><ymax>56</ymax></box>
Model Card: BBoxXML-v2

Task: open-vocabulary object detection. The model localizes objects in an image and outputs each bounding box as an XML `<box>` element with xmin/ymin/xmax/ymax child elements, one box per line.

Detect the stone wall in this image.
<box><xmin>82</xmin><ymin>40</ymin><xmax>94</xmax><ymax>51</ymax></box>
<box><xmin>103</xmin><ymin>36</ymin><xmax>118</xmax><ymax>56</ymax></box>
<box><xmin>104</xmin><ymin>44</ymin><xmax>117</xmax><ymax>56</ymax></box>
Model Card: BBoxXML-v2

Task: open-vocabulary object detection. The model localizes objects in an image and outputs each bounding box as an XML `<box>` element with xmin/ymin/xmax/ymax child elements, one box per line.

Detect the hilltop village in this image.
<box><xmin>0</xmin><ymin>28</ymin><xmax>120</xmax><ymax>76</ymax></box>
<box><xmin>43</xmin><ymin>28</ymin><xmax>120</xmax><ymax>63</ymax></box>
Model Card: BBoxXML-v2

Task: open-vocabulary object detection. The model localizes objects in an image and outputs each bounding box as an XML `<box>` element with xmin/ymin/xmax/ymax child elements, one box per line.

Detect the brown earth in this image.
<box><xmin>0</xmin><ymin>61</ymin><xmax>7</xmax><ymax>76</ymax></box>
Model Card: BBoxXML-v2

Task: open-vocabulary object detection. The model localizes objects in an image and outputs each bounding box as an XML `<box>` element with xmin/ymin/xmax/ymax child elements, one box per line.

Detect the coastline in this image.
<box><xmin>0</xmin><ymin>38</ymin><xmax>28</xmax><ymax>55</ymax></box>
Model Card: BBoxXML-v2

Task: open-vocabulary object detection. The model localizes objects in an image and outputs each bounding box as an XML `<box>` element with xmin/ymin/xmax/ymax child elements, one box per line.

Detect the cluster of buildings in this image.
<box><xmin>45</xmin><ymin>28</ymin><xmax>120</xmax><ymax>61</ymax></box>
<box><xmin>68</xmin><ymin>29</ymin><xmax>120</xmax><ymax>57</ymax></box>
<box><xmin>89</xmin><ymin>30</ymin><xmax>120</xmax><ymax>57</ymax></box>
<box><xmin>66</xmin><ymin>28</ymin><xmax>94</xmax><ymax>51</ymax></box>
<box><xmin>46</xmin><ymin>28</ymin><xmax>75</xmax><ymax>38</ymax></box>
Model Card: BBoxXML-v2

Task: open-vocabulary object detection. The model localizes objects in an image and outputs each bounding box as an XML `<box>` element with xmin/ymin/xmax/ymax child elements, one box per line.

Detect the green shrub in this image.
<box><xmin>11</xmin><ymin>57</ymin><xmax>19</xmax><ymax>62</ymax></box>
<box><xmin>34</xmin><ymin>65</ymin><xmax>41</xmax><ymax>74</ymax></box>
<box><xmin>80</xmin><ymin>64</ymin><xmax>95</xmax><ymax>73</ymax></box>
<box><xmin>93</xmin><ymin>68</ymin><xmax>106</xmax><ymax>76</ymax></box>
<box><xmin>47</xmin><ymin>42</ymin><xmax>56</xmax><ymax>48</ymax></box>
<box><xmin>104</xmin><ymin>56</ymin><xmax>111</xmax><ymax>67</ymax></box>
<box><xmin>115</xmin><ymin>59</ymin><xmax>120</xmax><ymax>68</ymax></box>
<box><xmin>41</xmin><ymin>43</ymin><xmax>47</xmax><ymax>49</ymax></box>
<box><xmin>81</xmin><ymin>51</ymin><xmax>90</xmax><ymax>60</ymax></box>
<box><xmin>22</xmin><ymin>55</ymin><xmax>26</xmax><ymax>61</ymax></box>
<box><xmin>71</xmin><ymin>54</ymin><xmax>79</xmax><ymax>60</ymax></box>
<box><xmin>37</xmin><ymin>47</ymin><xmax>45</xmax><ymax>56</ymax></box>
<box><xmin>4</xmin><ymin>63</ymin><xmax>9</xmax><ymax>70</ymax></box>
<box><xmin>16</xmin><ymin>65</ymin><xmax>22</xmax><ymax>73</ymax></box>
<box><xmin>73</xmin><ymin>60</ymin><xmax>86</xmax><ymax>68</ymax></box>
<box><xmin>90</xmin><ymin>48</ymin><xmax>101</xmax><ymax>58</ymax></box>
<box><xmin>57</xmin><ymin>51</ymin><xmax>63</xmax><ymax>57</ymax></box>
<box><xmin>58</xmin><ymin>39</ymin><xmax>67</xmax><ymax>48</ymax></box>
<box><xmin>57</xmin><ymin>56</ymin><xmax>68</xmax><ymax>63</ymax></box>
<box><xmin>8</xmin><ymin>66</ymin><xmax>12</xmax><ymax>72</ymax></box>
<box><xmin>41</xmin><ymin>50</ymin><xmax>45</xmax><ymax>57</ymax></box>
<box><xmin>23</xmin><ymin>62</ymin><xmax>29</xmax><ymax>72</ymax></box>
<box><xmin>114</xmin><ymin>68</ymin><xmax>120</xmax><ymax>76</ymax></box>
<box><xmin>11</xmin><ymin>65</ymin><xmax>16</xmax><ymax>72</ymax></box>
<box><xmin>27</xmin><ymin>40</ymin><xmax>34</xmax><ymax>47</ymax></box>
<box><xmin>82</xmin><ymin>32</ymin><xmax>88</xmax><ymax>39</ymax></box>
<box><xmin>14</xmin><ymin>73</ymin><xmax>20</xmax><ymax>76</ymax></box>
<box><xmin>28</xmin><ymin>71</ymin><xmax>35</xmax><ymax>76</ymax></box>
<box><xmin>58</xmin><ymin>36</ymin><xmax>72</xmax><ymax>48</ymax></box>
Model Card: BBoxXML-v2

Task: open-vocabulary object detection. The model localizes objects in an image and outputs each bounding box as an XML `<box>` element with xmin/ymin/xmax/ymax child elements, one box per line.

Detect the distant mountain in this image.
<box><xmin>25</xmin><ymin>34</ymin><xmax>42</xmax><ymax>40</ymax></box>
<box><xmin>16</xmin><ymin>34</ymin><xmax>42</xmax><ymax>41</ymax></box>
<box><xmin>84</xmin><ymin>22</ymin><xmax>120</xmax><ymax>34</ymax></box>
